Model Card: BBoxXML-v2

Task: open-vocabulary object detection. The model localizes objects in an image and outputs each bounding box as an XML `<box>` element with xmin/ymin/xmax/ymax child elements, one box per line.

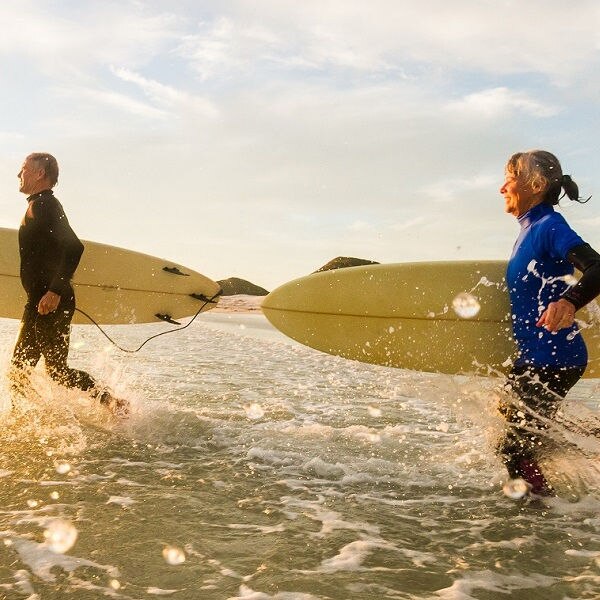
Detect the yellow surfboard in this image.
<box><xmin>0</xmin><ymin>227</ymin><xmax>221</xmax><ymax>324</ymax></box>
<box><xmin>261</xmin><ymin>261</ymin><xmax>600</xmax><ymax>377</ymax></box>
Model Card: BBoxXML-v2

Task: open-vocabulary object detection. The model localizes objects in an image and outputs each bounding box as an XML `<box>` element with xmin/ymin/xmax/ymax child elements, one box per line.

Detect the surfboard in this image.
<box><xmin>0</xmin><ymin>227</ymin><xmax>221</xmax><ymax>324</ymax></box>
<box><xmin>261</xmin><ymin>261</ymin><xmax>600</xmax><ymax>378</ymax></box>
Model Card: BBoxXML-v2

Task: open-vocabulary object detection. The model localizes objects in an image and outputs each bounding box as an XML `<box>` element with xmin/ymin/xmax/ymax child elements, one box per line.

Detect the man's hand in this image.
<box><xmin>37</xmin><ymin>291</ymin><xmax>61</xmax><ymax>315</ymax></box>
<box><xmin>536</xmin><ymin>298</ymin><xmax>576</xmax><ymax>333</ymax></box>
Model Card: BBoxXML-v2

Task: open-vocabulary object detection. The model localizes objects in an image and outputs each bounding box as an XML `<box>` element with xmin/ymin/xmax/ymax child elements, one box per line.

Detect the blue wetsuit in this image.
<box><xmin>507</xmin><ymin>202</ymin><xmax>587</xmax><ymax>368</ymax></box>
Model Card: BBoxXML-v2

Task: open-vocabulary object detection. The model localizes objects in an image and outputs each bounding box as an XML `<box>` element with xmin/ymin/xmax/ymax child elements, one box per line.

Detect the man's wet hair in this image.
<box><xmin>27</xmin><ymin>153</ymin><xmax>59</xmax><ymax>187</ymax></box>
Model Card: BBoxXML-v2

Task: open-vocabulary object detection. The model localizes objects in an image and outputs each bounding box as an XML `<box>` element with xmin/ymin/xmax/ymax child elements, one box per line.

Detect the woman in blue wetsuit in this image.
<box><xmin>498</xmin><ymin>150</ymin><xmax>600</xmax><ymax>496</ymax></box>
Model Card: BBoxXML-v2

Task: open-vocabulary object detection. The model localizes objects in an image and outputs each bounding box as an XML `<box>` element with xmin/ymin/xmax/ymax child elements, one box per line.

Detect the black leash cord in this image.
<box><xmin>74</xmin><ymin>292</ymin><xmax>221</xmax><ymax>354</ymax></box>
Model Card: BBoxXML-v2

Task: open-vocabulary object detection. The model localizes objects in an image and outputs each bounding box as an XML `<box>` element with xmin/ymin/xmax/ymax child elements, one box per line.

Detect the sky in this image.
<box><xmin>1</xmin><ymin>0</ymin><xmax>599</xmax><ymax>291</ymax></box>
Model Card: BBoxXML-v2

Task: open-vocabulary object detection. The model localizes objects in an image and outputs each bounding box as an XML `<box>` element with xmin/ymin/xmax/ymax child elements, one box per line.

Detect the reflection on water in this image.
<box><xmin>0</xmin><ymin>314</ymin><xmax>599</xmax><ymax>599</ymax></box>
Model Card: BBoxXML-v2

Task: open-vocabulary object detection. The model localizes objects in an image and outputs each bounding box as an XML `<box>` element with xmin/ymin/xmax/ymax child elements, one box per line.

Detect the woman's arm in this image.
<box><xmin>537</xmin><ymin>243</ymin><xmax>600</xmax><ymax>332</ymax></box>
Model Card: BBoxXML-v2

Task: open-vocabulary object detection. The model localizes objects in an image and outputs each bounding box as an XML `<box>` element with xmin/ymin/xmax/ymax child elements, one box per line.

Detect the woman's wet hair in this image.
<box><xmin>27</xmin><ymin>152</ymin><xmax>59</xmax><ymax>187</ymax></box>
<box><xmin>505</xmin><ymin>150</ymin><xmax>589</xmax><ymax>205</ymax></box>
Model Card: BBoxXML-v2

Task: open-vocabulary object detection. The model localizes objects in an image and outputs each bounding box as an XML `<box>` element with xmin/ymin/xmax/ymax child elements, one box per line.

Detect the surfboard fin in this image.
<box><xmin>163</xmin><ymin>266</ymin><xmax>190</xmax><ymax>276</ymax></box>
<box><xmin>190</xmin><ymin>290</ymin><xmax>223</xmax><ymax>303</ymax></box>
<box><xmin>155</xmin><ymin>313</ymin><xmax>181</xmax><ymax>325</ymax></box>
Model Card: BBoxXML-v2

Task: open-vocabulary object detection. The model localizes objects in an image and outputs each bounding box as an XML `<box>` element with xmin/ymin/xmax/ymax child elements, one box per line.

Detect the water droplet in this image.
<box><xmin>109</xmin><ymin>579</ymin><xmax>121</xmax><ymax>590</ymax></box>
<box><xmin>452</xmin><ymin>293</ymin><xmax>481</xmax><ymax>319</ymax></box>
<box><xmin>244</xmin><ymin>403</ymin><xmax>264</xmax><ymax>420</ymax></box>
<box><xmin>27</xmin><ymin>499</ymin><xmax>39</xmax><ymax>508</ymax></box>
<box><xmin>502</xmin><ymin>478</ymin><xmax>530</xmax><ymax>499</ymax></box>
<box><xmin>50</xmin><ymin>491</ymin><xmax>60</xmax><ymax>500</ymax></box>
<box><xmin>55</xmin><ymin>462</ymin><xmax>71</xmax><ymax>475</ymax></box>
<box><xmin>367</xmin><ymin>405</ymin><xmax>382</xmax><ymax>417</ymax></box>
<box><xmin>387</xmin><ymin>326</ymin><xmax>395</xmax><ymax>334</ymax></box>
<box><xmin>44</xmin><ymin>519</ymin><xmax>78</xmax><ymax>553</ymax></box>
<box><xmin>162</xmin><ymin>545</ymin><xmax>186</xmax><ymax>565</ymax></box>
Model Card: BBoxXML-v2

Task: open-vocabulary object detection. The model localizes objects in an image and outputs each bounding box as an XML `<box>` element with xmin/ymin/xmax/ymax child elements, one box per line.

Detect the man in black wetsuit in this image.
<box><xmin>10</xmin><ymin>153</ymin><xmax>127</xmax><ymax>414</ymax></box>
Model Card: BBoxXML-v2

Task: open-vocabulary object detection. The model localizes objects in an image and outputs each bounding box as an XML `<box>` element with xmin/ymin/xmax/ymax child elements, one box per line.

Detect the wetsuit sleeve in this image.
<box><xmin>562</xmin><ymin>243</ymin><xmax>600</xmax><ymax>311</ymax></box>
<box><xmin>45</xmin><ymin>204</ymin><xmax>84</xmax><ymax>297</ymax></box>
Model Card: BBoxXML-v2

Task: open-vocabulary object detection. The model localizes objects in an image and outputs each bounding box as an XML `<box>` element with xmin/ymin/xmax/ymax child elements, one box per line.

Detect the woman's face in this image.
<box><xmin>500</xmin><ymin>171</ymin><xmax>542</xmax><ymax>218</ymax></box>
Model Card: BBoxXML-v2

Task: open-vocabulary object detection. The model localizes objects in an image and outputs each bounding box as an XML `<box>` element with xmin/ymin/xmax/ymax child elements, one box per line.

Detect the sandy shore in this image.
<box><xmin>212</xmin><ymin>294</ymin><xmax>265</xmax><ymax>313</ymax></box>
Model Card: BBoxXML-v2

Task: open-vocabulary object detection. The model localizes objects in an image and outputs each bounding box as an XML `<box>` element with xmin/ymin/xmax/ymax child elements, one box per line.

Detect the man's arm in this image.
<box><xmin>47</xmin><ymin>210</ymin><xmax>84</xmax><ymax>298</ymax></box>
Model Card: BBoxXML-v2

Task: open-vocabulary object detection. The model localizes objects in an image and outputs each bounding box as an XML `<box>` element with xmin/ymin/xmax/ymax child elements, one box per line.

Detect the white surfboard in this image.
<box><xmin>0</xmin><ymin>227</ymin><xmax>221</xmax><ymax>324</ymax></box>
<box><xmin>261</xmin><ymin>261</ymin><xmax>600</xmax><ymax>378</ymax></box>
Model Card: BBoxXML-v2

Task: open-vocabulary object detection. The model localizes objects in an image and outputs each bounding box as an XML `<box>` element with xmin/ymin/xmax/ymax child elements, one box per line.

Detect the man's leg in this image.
<box><xmin>40</xmin><ymin>307</ymin><xmax>129</xmax><ymax>415</ymax></box>
<box><xmin>9</xmin><ymin>307</ymin><xmax>43</xmax><ymax>399</ymax></box>
<box><xmin>37</xmin><ymin>307</ymin><xmax>97</xmax><ymax>391</ymax></box>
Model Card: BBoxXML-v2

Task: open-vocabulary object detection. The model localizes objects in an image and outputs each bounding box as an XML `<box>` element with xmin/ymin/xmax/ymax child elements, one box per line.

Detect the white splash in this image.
<box><xmin>244</xmin><ymin>403</ymin><xmax>265</xmax><ymax>420</ymax></box>
<box><xmin>55</xmin><ymin>462</ymin><xmax>71</xmax><ymax>475</ymax></box>
<box><xmin>452</xmin><ymin>293</ymin><xmax>481</xmax><ymax>319</ymax></box>
<box><xmin>502</xmin><ymin>478</ymin><xmax>530</xmax><ymax>499</ymax></box>
<box><xmin>43</xmin><ymin>519</ymin><xmax>78</xmax><ymax>554</ymax></box>
<box><xmin>162</xmin><ymin>545</ymin><xmax>186</xmax><ymax>565</ymax></box>
<box><xmin>367</xmin><ymin>405</ymin><xmax>382</xmax><ymax>417</ymax></box>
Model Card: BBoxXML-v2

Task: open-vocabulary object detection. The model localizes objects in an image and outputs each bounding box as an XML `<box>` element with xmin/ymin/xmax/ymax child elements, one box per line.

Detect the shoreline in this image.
<box><xmin>212</xmin><ymin>294</ymin><xmax>265</xmax><ymax>314</ymax></box>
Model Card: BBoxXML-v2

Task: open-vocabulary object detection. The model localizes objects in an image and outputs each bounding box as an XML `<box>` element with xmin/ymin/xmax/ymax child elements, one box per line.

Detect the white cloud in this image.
<box><xmin>446</xmin><ymin>87</ymin><xmax>560</xmax><ymax>119</ymax></box>
<box><xmin>54</xmin><ymin>85</ymin><xmax>169</xmax><ymax>120</ymax></box>
<box><xmin>419</xmin><ymin>174</ymin><xmax>498</xmax><ymax>204</ymax></box>
<box><xmin>188</xmin><ymin>0</ymin><xmax>600</xmax><ymax>82</ymax></box>
<box><xmin>177</xmin><ymin>16</ymin><xmax>286</xmax><ymax>81</ymax></box>
<box><xmin>111</xmin><ymin>67</ymin><xmax>219</xmax><ymax>119</ymax></box>
<box><xmin>389</xmin><ymin>216</ymin><xmax>429</xmax><ymax>232</ymax></box>
<box><xmin>348</xmin><ymin>220</ymin><xmax>374</xmax><ymax>232</ymax></box>
<box><xmin>0</xmin><ymin>2</ymin><xmax>181</xmax><ymax>71</ymax></box>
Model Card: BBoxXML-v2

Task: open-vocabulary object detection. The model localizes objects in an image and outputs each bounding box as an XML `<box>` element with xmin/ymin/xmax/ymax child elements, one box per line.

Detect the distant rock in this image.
<box><xmin>314</xmin><ymin>256</ymin><xmax>380</xmax><ymax>273</ymax></box>
<box><xmin>217</xmin><ymin>277</ymin><xmax>269</xmax><ymax>296</ymax></box>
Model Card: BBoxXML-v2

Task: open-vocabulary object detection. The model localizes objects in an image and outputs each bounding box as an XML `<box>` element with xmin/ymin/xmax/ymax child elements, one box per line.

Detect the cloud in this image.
<box><xmin>389</xmin><ymin>216</ymin><xmax>429</xmax><ymax>232</ymax></box>
<box><xmin>0</xmin><ymin>2</ymin><xmax>181</xmax><ymax>71</ymax></box>
<box><xmin>418</xmin><ymin>174</ymin><xmax>498</xmax><ymax>203</ymax></box>
<box><xmin>182</xmin><ymin>0</ymin><xmax>600</xmax><ymax>82</ymax></box>
<box><xmin>54</xmin><ymin>85</ymin><xmax>169</xmax><ymax>120</ymax></box>
<box><xmin>111</xmin><ymin>67</ymin><xmax>219</xmax><ymax>119</ymax></box>
<box><xmin>177</xmin><ymin>16</ymin><xmax>286</xmax><ymax>81</ymax></box>
<box><xmin>347</xmin><ymin>220</ymin><xmax>374</xmax><ymax>232</ymax></box>
<box><xmin>446</xmin><ymin>87</ymin><xmax>560</xmax><ymax>119</ymax></box>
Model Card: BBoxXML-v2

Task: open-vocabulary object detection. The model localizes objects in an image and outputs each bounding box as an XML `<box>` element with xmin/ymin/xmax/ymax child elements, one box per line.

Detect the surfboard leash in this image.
<box><xmin>73</xmin><ymin>289</ymin><xmax>223</xmax><ymax>353</ymax></box>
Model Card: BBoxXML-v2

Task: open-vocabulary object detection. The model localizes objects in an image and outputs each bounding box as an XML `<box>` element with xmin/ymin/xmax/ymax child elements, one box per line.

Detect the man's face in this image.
<box><xmin>18</xmin><ymin>157</ymin><xmax>44</xmax><ymax>195</ymax></box>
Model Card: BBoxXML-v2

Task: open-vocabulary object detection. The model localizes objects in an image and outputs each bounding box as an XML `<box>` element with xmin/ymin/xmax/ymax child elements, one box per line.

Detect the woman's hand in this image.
<box><xmin>37</xmin><ymin>291</ymin><xmax>61</xmax><ymax>315</ymax></box>
<box><xmin>536</xmin><ymin>298</ymin><xmax>576</xmax><ymax>332</ymax></box>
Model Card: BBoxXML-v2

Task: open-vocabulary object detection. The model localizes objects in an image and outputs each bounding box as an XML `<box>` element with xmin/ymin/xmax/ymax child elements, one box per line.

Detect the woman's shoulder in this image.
<box><xmin>531</xmin><ymin>207</ymin><xmax>583</xmax><ymax>256</ymax></box>
<box><xmin>533</xmin><ymin>208</ymin><xmax>571</xmax><ymax>231</ymax></box>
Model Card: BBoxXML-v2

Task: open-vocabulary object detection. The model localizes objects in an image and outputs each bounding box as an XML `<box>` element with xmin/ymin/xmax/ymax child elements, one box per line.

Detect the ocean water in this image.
<box><xmin>1</xmin><ymin>312</ymin><xmax>600</xmax><ymax>599</ymax></box>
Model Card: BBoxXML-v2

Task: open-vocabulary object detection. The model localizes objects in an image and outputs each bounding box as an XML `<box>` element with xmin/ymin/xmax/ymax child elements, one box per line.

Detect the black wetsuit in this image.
<box><xmin>12</xmin><ymin>190</ymin><xmax>96</xmax><ymax>391</ymax></box>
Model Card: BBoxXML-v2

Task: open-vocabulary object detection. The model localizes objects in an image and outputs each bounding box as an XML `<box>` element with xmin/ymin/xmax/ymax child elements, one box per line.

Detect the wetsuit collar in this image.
<box><xmin>26</xmin><ymin>189</ymin><xmax>54</xmax><ymax>203</ymax></box>
<box><xmin>517</xmin><ymin>202</ymin><xmax>553</xmax><ymax>229</ymax></box>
